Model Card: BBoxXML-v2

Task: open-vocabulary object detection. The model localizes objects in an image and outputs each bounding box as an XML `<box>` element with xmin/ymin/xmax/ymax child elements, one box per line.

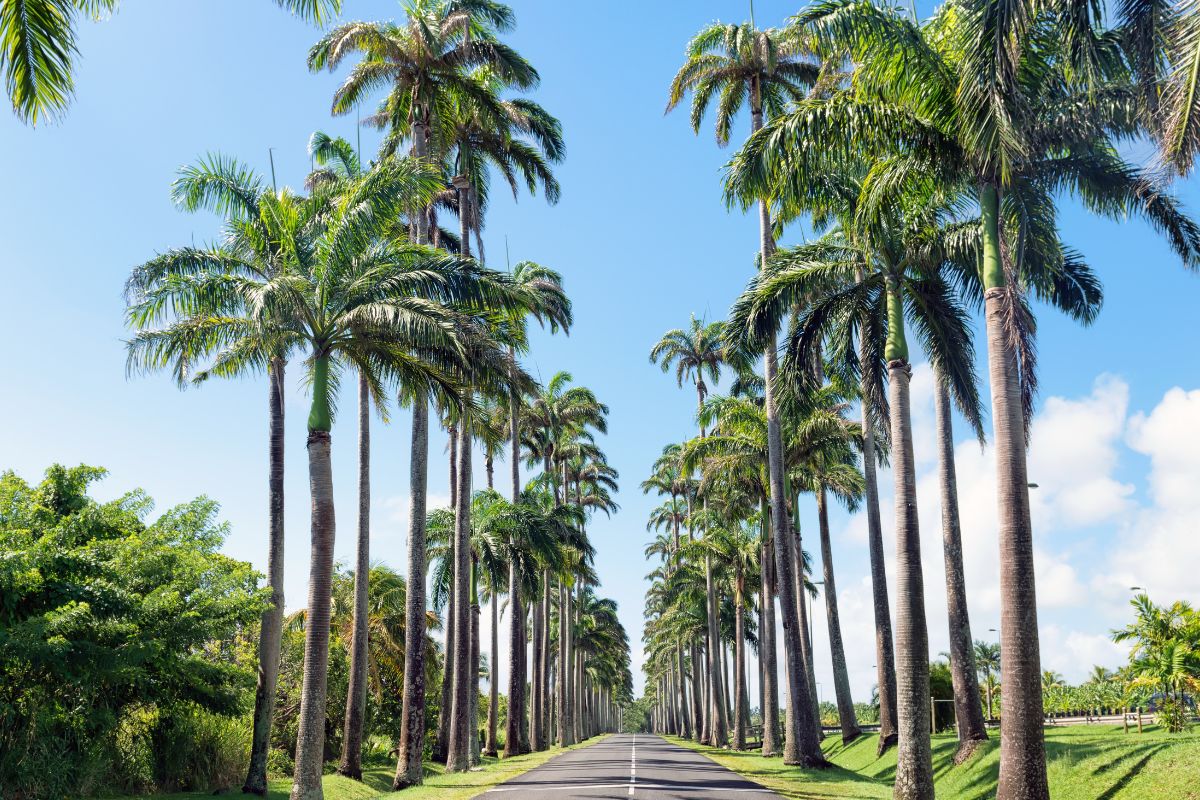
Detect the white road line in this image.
<box><xmin>628</xmin><ymin>734</ymin><xmax>636</xmax><ymax>796</ymax></box>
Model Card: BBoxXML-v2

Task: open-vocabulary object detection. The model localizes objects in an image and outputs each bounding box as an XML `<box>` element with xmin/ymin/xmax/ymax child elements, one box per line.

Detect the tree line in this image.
<box><xmin>638</xmin><ymin>3</ymin><xmax>1200</xmax><ymax>800</ymax></box>
<box><xmin>5</xmin><ymin>2</ymin><xmax>634</xmax><ymax>800</ymax></box>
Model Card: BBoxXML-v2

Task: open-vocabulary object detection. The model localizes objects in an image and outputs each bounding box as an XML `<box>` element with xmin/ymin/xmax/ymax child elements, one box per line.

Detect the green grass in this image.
<box><xmin>669</xmin><ymin>724</ymin><xmax>1200</xmax><ymax>799</ymax></box>
<box><xmin>105</xmin><ymin>736</ymin><xmax>609</xmax><ymax>800</ymax></box>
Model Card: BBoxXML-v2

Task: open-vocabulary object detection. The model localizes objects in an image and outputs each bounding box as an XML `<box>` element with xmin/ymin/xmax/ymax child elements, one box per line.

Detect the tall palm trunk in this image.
<box><xmin>933</xmin><ymin>377</ymin><xmax>988</xmax><ymax>759</ymax></box>
<box><xmin>486</xmin><ymin>584</ymin><xmax>500</xmax><ymax>756</ymax></box>
<box><xmin>765</xmin><ymin>358</ymin><xmax>823</xmax><ymax>766</ymax></box>
<box><xmin>858</xmin><ymin>265</ymin><xmax>900</xmax><ymax>754</ymax></box>
<box><xmin>753</xmin><ymin>101</ymin><xmax>824</xmax><ymax>767</ymax></box>
<box><xmin>446</xmin><ymin>422</ymin><xmax>472</xmax><ymax>772</ymax></box>
<box><xmin>982</xmin><ymin>184</ymin><xmax>1048</xmax><ymax>800</ymax></box>
<box><xmin>689</xmin><ymin>644</ymin><xmax>704</xmax><ymax>742</ymax></box>
<box><xmin>469</xmin><ymin>558</ymin><xmax>482</xmax><ymax>766</ymax></box>
<box><xmin>446</xmin><ymin>422</ymin><xmax>473</xmax><ymax>772</ymax></box>
<box><xmin>816</xmin><ymin>487</ymin><xmax>861</xmax><ymax>743</ymax></box>
<box><xmin>704</xmin><ymin>553</ymin><xmax>728</xmax><ymax>747</ymax></box>
<box><xmin>677</xmin><ymin>644</ymin><xmax>691</xmax><ymax>739</ymax></box>
<box><xmin>760</xmin><ymin>499</ymin><xmax>780</xmax><ymax>755</ymax></box>
<box><xmin>338</xmin><ymin>373</ymin><xmax>371</xmax><ymax>779</ymax></box>
<box><xmin>557</xmin><ymin>579</ymin><xmax>575</xmax><ymax>745</ymax></box>
<box><xmin>541</xmin><ymin>568</ymin><xmax>553</xmax><ymax>745</ymax></box>
<box><xmin>505</xmin><ymin>382</ymin><xmax>528</xmax><ymax>756</ymax></box>
<box><xmin>394</xmin><ymin>396</ymin><xmax>430</xmax><ymax>789</ymax></box>
<box><xmin>434</xmin><ymin>423</ymin><xmax>459</xmax><ymax>762</ymax></box>
<box><xmin>529</xmin><ymin>578</ymin><xmax>545</xmax><ymax>751</ymax></box>
<box><xmin>886</xmin><ymin>285</ymin><xmax>934</xmax><ymax>799</ymax></box>
<box><xmin>791</xmin><ymin>497</ymin><xmax>822</xmax><ymax>743</ymax></box>
<box><xmin>394</xmin><ymin>120</ymin><xmax>434</xmax><ymax>789</ymax></box>
<box><xmin>244</xmin><ymin>359</ymin><xmax>286</xmax><ymax>795</ymax></box>
<box><xmin>291</xmin><ymin>356</ymin><xmax>337</xmax><ymax>800</ymax></box>
<box><xmin>733</xmin><ymin>573</ymin><xmax>747</xmax><ymax>750</ymax></box>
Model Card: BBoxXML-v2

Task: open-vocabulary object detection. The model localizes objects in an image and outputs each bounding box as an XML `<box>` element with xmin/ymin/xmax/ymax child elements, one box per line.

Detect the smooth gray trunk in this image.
<box><xmin>933</xmin><ymin>377</ymin><xmax>989</xmax><ymax>757</ymax></box>
<box><xmin>817</xmin><ymin>487</ymin><xmax>861</xmax><ymax>743</ymax></box>
<box><xmin>985</xmin><ymin>284</ymin><xmax>1049</xmax><ymax>800</ymax></box>
<box><xmin>858</xmin><ymin>300</ymin><xmax>900</xmax><ymax>753</ymax></box>
<box><xmin>393</xmin><ymin>397</ymin><xmax>429</xmax><ymax>789</ymax></box>
<box><xmin>766</xmin><ymin>343</ymin><xmax>824</xmax><ymax>766</ymax></box>
<box><xmin>888</xmin><ymin>360</ymin><xmax>934</xmax><ymax>800</ymax></box>
<box><xmin>446</xmin><ymin>422</ymin><xmax>473</xmax><ymax>772</ymax></box>
<box><xmin>557</xmin><ymin>580</ymin><xmax>575</xmax><ymax>745</ymax></box>
<box><xmin>290</xmin><ymin>431</ymin><xmax>336</xmax><ymax>800</ymax></box>
<box><xmin>760</xmin><ymin>506</ymin><xmax>780</xmax><ymax>756</ymax></box>
<box><xmin>337</xmin><ymin>373</ymin><xmax>371</xmax><ymax>779</ymax></box>
<box><xmin>243</xmin><ymin>360</ymin><xmax>286</xmax><ymax>795</ymax></box>
<box><xmin>486</xmin><ymin>590</ymin><xmax>500</xmax><ymax>756</ymax></box>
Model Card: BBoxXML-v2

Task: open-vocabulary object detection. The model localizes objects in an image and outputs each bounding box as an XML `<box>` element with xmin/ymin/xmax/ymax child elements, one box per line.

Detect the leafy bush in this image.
<box><xmin>0</xmin><ymin>465</ymin><xmax>267</xmax><ymax>799</ymax></box>
<box><xmin>1157</xmin><ymin>697</ymin><xmax>1193</xmax><ymax>733</ymax></box>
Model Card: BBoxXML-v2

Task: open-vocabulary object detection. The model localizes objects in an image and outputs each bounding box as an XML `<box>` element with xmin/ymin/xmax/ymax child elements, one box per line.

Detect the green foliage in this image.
<box><xmin>0</xmin><ymin>464</ymin><xmax>268</xmax><ymax>798</ymax></box>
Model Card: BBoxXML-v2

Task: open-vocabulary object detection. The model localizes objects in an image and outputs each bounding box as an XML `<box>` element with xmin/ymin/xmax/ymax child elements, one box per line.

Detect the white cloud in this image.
<box><xmin>821</xmin><ymin>372</ymin><xmax>1197</xmax><ymax>695</ymax></box>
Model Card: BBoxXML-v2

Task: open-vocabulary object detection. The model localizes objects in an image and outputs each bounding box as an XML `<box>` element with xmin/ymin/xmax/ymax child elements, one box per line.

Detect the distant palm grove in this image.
<box><xmin>2</xmin><ymin>1</ymin><xmax>1200</xmax><ymax>800</ymax></box>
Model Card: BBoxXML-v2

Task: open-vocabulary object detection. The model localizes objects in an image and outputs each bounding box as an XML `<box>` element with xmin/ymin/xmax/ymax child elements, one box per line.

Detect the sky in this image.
<box><xmin>2</xmin><ymin>0</ymin><xmax>1199</xmax><ymax>705</ymax></box>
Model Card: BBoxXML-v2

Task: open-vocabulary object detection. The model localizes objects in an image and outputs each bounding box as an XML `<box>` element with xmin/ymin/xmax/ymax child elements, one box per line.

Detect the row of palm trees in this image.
<box><xmin>640</xmin><ymin>2</ymin><xmax>1200</xmax><ymax>799</ymax></box>
<box><xmin>123</xmin><ymin>2</ymin><xmax>631</xmax><ymax>800</ymax></box>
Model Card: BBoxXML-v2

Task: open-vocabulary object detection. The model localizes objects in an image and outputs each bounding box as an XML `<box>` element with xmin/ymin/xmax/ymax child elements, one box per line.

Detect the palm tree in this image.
<box><xmin>650</xmin><ymin>315</ymin><xmax>731</xmax><ymax>749</ymax></box>
<box><xmin>2</xmin><ymin>0</ymin><xmax>340</xmax><ymax>125</ymax></box>
<box><xmin>309</xmin><ymin>1</ymin><xmax>541</xmax><ymax>784</ymax></box>
<box><xmin>703</xmin><ymin>520</ymin><xmax>760</xmax><ymax>750</ymax></box>
<box><xmin>488</xmin><ymin>261</ymin><xmax>571</xmax><ymax>758</ymax></box>
<box><xmin>642</xmin><ymin>444</ymin><xmax>703</xmax><ymax>742</ymax></box>
<box><xmin>666</xmin><ymin>20</ymin><xmax>828</xmax><ymax>763</ymax></box>
<box><xmin>735</xmin><ymin>4</ymin><xmax>1200</xmax><ymax>793</ymax></box>
<box><xmin>302</xmin><ymin>129</ymin><xmax>380</xmax><ymax>782</ymax></box>
<box><xmin>124</xmin><ymin>153</ymin><xmax>317</xmax><ymax>795</ymax></box>
<box><xmin>522</xmin><ymin>372</ymin><xmax>608</xmax><ymax>748</ymax></box>
<box><xmin>129</xmin><ymin>158</ymin><xmax>526</xmax><ymax>800</ymax></box>
<box><xmin>975</xmin><ymin>641</ymin><xmax>1001</xmax><ymax>721</ymax></box>
<box><xmin>730</xmin><ymin>182</ymin><xmax>985</xmax><ymax>796</ymax></box>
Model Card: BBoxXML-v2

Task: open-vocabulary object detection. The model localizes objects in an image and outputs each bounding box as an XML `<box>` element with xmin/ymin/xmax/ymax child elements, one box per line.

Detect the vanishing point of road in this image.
<box><xmin>480</xmin><ymin>733</ymin><xmax>780</xmax><ymax>799</ymax></box>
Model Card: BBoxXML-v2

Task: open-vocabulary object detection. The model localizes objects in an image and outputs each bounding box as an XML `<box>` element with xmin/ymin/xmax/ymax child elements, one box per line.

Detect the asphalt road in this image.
<box><xmin>479</xmin><ymin>733</ymin><xmax>782</xmax><ymax>799</ymax></box>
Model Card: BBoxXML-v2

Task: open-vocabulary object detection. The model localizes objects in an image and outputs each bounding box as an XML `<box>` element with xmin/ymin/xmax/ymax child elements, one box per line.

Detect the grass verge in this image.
<box><xmin>668</xmin><ymin>724</ymin><xmax>1200</xmax><ymax>799</ymax></box>
<box><xmin>107</xmin><ymin>735</ymin><xmax>610</xmax><ymax>800</ymax></box>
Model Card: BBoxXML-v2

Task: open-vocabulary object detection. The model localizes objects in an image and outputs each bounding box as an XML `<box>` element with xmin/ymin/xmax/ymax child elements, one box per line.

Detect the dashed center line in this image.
<box><xmin>628</xmin><ymin>734</ymin><xmax>637</xmax><ymax>796</ymax></box>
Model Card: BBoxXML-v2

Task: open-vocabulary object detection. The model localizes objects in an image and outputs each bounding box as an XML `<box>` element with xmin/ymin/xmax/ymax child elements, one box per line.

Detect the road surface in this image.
<box><xmin>480</xmin><ymin>733</ymin><xmax>781</xmax><ymax>799</ymax></box>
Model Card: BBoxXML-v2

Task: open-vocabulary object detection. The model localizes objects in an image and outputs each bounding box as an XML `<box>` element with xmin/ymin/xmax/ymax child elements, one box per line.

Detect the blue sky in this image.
<box><xmin>2</xmin><ymin>0</ymin><xmax>1199</xmax><ymax>702</ymax></box>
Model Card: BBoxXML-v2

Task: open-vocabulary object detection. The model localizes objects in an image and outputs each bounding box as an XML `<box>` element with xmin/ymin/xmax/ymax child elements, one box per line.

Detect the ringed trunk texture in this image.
<box><xmin>760</xmin><ymin>504</ymin><xmax>780</xmax><ymax>756</ymax></box>
<box><xmin>689</xmin><ymin>645</ymin><xmax>704</xmax><ymax>742</ymax></box>
<box><xmin>677</xmin><ymin>645</ymin><xmax>692</xmax><ymax>739</ymax></box>
<box><xmin>337</xmin><ymin>373</ymin><xmax>371</xmax><ymax>779</ymax></box>
<box><xmin>988</xmin><ymin>302</ymin><xmax>1049</xmax><ymax>797</ymax></box>
<box><xmin>705</xmin><ymin>553</ymin><xmax>728</xmax><ymax>747</ymax></box>
<box><xmin>469</xmin><ymin>564</ymin><xmax>481</xmax><ymax>765</ymax></box>
<box><xmin>982</xmin><ymin>184</ymin><xmax>1048</xmax><ymax>800</ymax></box>
<box><xmin>446</xmin><ymin>422</ymin><xmax>473</xmax><ymax>772</ymax></box>
<box><xmin>733</xmin><ymin>578</ymin><xmax>747</xmax><ymax>750</ymax></box>
<box><xmin>529</xmin><ymin>581</ymin><xmax>545</xmax><ymax>751</ymax></box>
<box><xmin>290</xmin><ymin>431</ymin><xmax>336</xmax><ymax>800</ymax></box>
<box><xmin>506</xmin><ymin>566</ymin><xmax>526</xmax><ymax>757</ymax></box>
<box><xmin>889</xmin><ymin>361</ymin><xmax>934</xmax><ymax>800</ymax></box>
<box><xmin>434</xmin><ymin>424</ymin><xmax>458</xmax><ymax>763</ymax></box>
<box><xmin>540</xmin><ymin>569</ymin><xmax>552</xmax><ymax>746</ymax></box>
<box><xmin>793</xmin><ymin>523</ymin><xmax>823</xmax><ymax>743</ymax></box>
<box><xmin>933</xmin><ymin>378</ymin><xmax>989</xmax><ymax>758</ymax></box>
<box><xmin>766</xmin><ymin>344</ymin><xmax>825</xmax><ymax>767</ymax></box>
<box><xmin>505</xmin><ymin>386</ymin><xmax>529</xmax><ymax>756</ymax></box>
<box><xmin>393</xmin><ymin>397</ymin><xmax>430</xmax><ymax>788</ymax></box>
<box><xmin>486</xmin><ymin>590</ymin><xmax>499</xmax><ymax>756</ymax></box>
<box><xmin>860</xmin><ymin>325</ymin><xmax>900</xmax><ymax>754</ymax></box>
<box><xmin>817</xmin><ymin>487</ymin><xmax>861</xmax><ymax>743</ymax></box>
<box><xmin>558</xmin><ymin>580</ymin><xmax>575</xmax><ymax>746</ymax></box>
<box><xmin>243</xmin><ymin>360</ymin><xmax>286</xmax><ymax>795</ymax></box>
